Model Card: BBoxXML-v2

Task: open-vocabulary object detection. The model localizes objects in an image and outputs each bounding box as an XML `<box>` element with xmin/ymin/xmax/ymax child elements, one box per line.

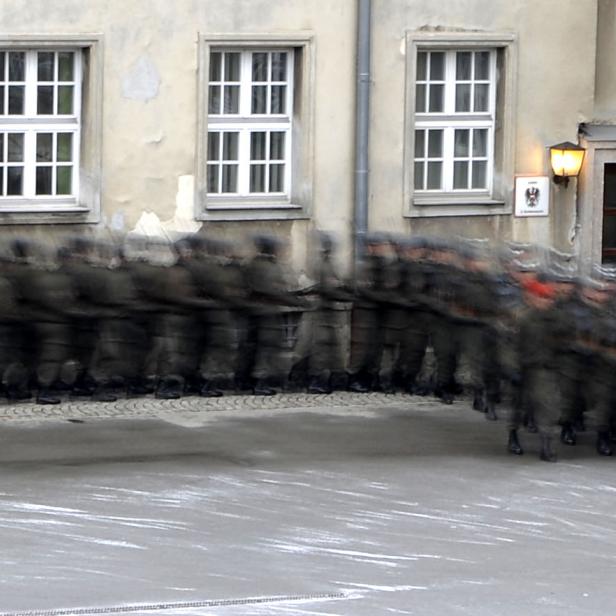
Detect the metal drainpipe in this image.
<box><xmin>354</xmin><ymin>0</ymin><xmax>371</xmax><ymax>273</ymax></box>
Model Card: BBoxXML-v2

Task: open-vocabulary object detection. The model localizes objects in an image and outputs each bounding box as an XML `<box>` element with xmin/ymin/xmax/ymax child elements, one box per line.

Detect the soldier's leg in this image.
<box><xmin>35</xmin><ymin>323</ymin><xmax>71</xmax><ymax>404</ymax></box>
<box><xmin>431</xmin><ymin>317</ymin><xmax>459</xmax><ymax>403</ymax></box>
<box><xmin>200</xmin><ymin>310</ymin><xmax>239</xmax><ymax>396</ymax></box>
<box><xmin>399</xmin><ymin>318</ymin><xmax>430</xmax><ymax>394</ymax></box>
<box><xmin>252</xmin><ymin>314</ymin><xmax>286</xmax><ymax>394</ymax></box>
<box><xmin>348</xmin><ymin>307</ymin><xmax>379</xmax><ymax>392</ymax></box>
<box><xmin>527</xmin><ymin>367</ymin><xmax>560</xmax><ymax>462</ymax></box>
<box><xmin>590</xmin><ymin>363</ymin><xmax>613</xmax><ymax>456</ymax></box>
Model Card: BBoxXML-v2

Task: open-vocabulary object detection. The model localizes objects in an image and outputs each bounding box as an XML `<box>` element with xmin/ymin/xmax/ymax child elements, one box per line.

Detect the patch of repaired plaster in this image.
<box><xmin>131</xmin><ymin>175</ymin><xmax>202</xmax><ymax>238</ymax></box>
<box><xmin>122</xmin><ymin>55</ymin><xmax>160</xmax><ymax>102</ymax></box>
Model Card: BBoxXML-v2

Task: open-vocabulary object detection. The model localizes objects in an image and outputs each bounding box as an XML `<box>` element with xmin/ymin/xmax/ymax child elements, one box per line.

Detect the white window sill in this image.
<box><xmin>199</xmin><ymin>196</ymin><xmax>309</xmax><ymax>221</ymax></box>
<box><xmin>0</xmin><ymin>201</ymin><xmax>96</xmax><ymax>224</ymax></box>
<box><xmin>408</xmin><ymin>195</ymin><xmax>510</xmax><ymax>218</ymax></box>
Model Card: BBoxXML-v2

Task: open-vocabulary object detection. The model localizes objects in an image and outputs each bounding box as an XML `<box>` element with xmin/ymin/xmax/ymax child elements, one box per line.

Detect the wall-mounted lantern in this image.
<box><xmin>549</xmin><ymin>141</ymin><xmax>586</xmax><ymax>188</ymax></box>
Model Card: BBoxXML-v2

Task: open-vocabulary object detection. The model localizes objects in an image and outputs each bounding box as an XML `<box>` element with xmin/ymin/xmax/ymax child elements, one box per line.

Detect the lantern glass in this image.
<box><xmin>550</xmin><ymin>142</ymin><xmax>585</xmax><ymax>178</ymax></box>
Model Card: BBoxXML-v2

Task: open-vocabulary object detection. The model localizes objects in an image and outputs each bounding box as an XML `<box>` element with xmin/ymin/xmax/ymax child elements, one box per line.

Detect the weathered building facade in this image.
<box><xmin>0</xmin><ymin>0</ymin><xmax>612</xmax><ymax>272</ymax></box>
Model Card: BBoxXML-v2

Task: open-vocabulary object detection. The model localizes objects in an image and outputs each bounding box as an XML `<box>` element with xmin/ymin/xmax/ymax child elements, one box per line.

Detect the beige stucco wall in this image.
<box><xmin>370</xmin><ymin>0</ymin><xmax>597</xmax><ymax>253</ymax></box>
<box><xmin>0</xmin><ymin>0</ymin><xmax>357</xmax><ymax>273</ymax></box>
<box><xmin>594</xmin><ymin>0</ymin><xmax>616</xmax><ymax>122</ymax></box>
<box><xmin>0</xmin><ymin>0</ymin><xmax>603</xmax><ymax>269</ymax></box>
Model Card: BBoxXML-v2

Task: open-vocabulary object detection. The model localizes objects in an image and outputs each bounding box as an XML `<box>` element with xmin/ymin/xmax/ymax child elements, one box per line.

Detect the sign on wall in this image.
<box><xmin>514</xmin><ymin>176</ymin><xmax>550</xmax><ymax>217</ymax></box>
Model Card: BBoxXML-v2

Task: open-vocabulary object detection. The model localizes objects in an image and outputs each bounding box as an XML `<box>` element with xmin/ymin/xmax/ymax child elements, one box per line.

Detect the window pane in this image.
<box><xmin>453</xmin><ymin>161</ymin><xmax>469</xmax><ymax>189</ymax></box>
<box><xmin>426</xmin><ymin>162</ymin><xmax>442</xmax><ymax>189</ymax></box>
<box><xmin>224</xmin><ymin>53</ymin><xmax>240</xmax><ymax>81</ymax></box>
<box><xmin>222</xmin><ymin>132</ymin><xmax>238</xmax><ymax>160</ymax></box>
<box><xmin>8</xmin><ymin>52</ymin><xmax>24</xmax><ymax>81</ymax></box>
<box><xmin>208</xmin><ymin>85</ymin><xmax>221</xmax><ymax>114</ymax></box>
<box><xmin>475</xmin><ymin>52</ymin><xmax>490</xmax><ymax>80</ymax></box>
<box><xmin>474</xmin><ymin>84</ymin><xmax>489</xmax><ymax>112</ymax></box>
<box><xmin>428</xmin><ymin>84</ymin><xmax>443</xmax><ymax>112</ymax></box>
<box><xmin>415</xmin><ymin>84</ymin><xmax>426</xmax><ymax>113</ymax></box>
<box><xmin>37</xmin><ymin>52</ymin><xmax>54</xmax><ymax>81</ymax></box>
<box><xmin>270</xmin><ymin>132</ymin><xmax>285</xmax><ymax>160</ymax></box>
<box><xmin>7</xmin><ymin>166</ymin><xmax>22</xmax><ymax>195</ymax></box>
<box><xmin>0</xmin><ymin>86</ymin><xmax>4</xmax><ymax>114</ymax></box>
<box><xmin>251</xmin><ymin>132</ymin><xmax>266</xmax><ymax>160</ymax></box>
<box><xmin>7</xmin><ymin>133</ymin><xmax>23</xmax><ymax>162</ymax></box>
<box><xmin>251</xmin><ymin>86</ymin><xmax>267</xmax><ymax>113</ymax></box>
<box><xmin>271</xmin><ymin>85</ymin><xmax>286</xmax><ymax>114</ymax></box>
<box><xmin>0</xmin><ymin>171</ymin><xmax>3</xmax><ymax>195</ymax></box>
<box><xmin>416</xmin><ymin>52</ymin><xmax>427</xmax><ymax>81</ymax></box>
<box><xmin>269</xmin><ymin>163</ymin><xmax>284</xmax><ymax>192</ymax></box>
<box><xmin>57</xmin><ymin>133</ymin><xmax>73</xmax><ymax>162</ymax></box>
<box><xmin>57</xmin><ymin>85</ymin><xmax>73</xmax><ymax>114</ymax></box>
<box><xmin>0</xmin><ymin>52</ymin><xmax>5</xmax><ymax>81</ymax></box>
<box><xmin>223</xmin><ymin>85</ymin><xmax>239</xmax><ymax>113</ymax></box>
<box><xmin>37</xmin><ymin>86</ymin><xmax>54</xmax><ymax>114</ymax></box>
<box><xmin>37</xmin><ymin>133</ymin><xmax>53</xmax><ymax>162</ymax></box>
<box><xmin>472</xmin><ymin>161</ymin><xmax>487</xmax><ymax>188</ymax></box>
<box><xmin>250</xmin><ymin>164</ymin><xmax>266</xmax><ymax>192</ymax></box>
<box><xmin>252</xmin><ymin>53</ymin><xmax>268</xmax><ymax>81</ymax></box>
<box><xmin>0</xmin><ymin>134</ymin><xmax>3</xmax><ymax>161</ymax></box>
<box><xmin>429</xmin><ymin>52</ymin><xmax>444</xmax><ymax>80</ymax></box>
<box><xmin>454</xmin><ymin>129</ymin><xmax>469</xmax><ymax>157</ymax></box>
<box><xmin>36</xmin><ymin>166</ymin><xmax>52</xmax><ymax>195</ymax></box>
<box><xmin>221</xmin><ymin>164</ymin><xmax>238</xmax><ymax>192</ymax></box>
<box><xmin>414</xmin><ymin>161</ymin><xmax>424</xmax><ymax>189</ymax></box>
<box><xmin>427</xmin><ymin>130</ymin><xmax>443</xmax><ymax>158</ymax></box>
<box><xmin>456</xmin><ymin>52</ymin><xmax>472</xmax><ymax>80</ymax></box>
<box><xmin>455</xmin><ymin>84</ymin><xmax>471</xmax><ymax>112</ymax></box>
<box><xmin>271</xmin><ymin>52</ymin><xmax>287</xmax><ymax>81</ymax></box>
<box><xmin>414</xmin><ymin>130</ymin><xmax>425</xmax><ymax>158</ymax></box>
<box><xmin>473</xmin><ymin>129</ymin><xmax>488</xmax><ymax>157</ymax></box>
<box><xmin>209</xmin><ymin>52</ymin><xmax>222</xmax><ymax>81</ymax></box>
<box><xmin>58</xmin><ymin>52</ymin><xmax>74</xmax><ymax>81</ymax></box>
<box><xmin>56</xmin><ymin>166</ymin><xmax>72</xmax><ymax>195</ymax></box>
<box><xmin>8</xmin><ymin>86</ymin><xmax>23</xmax><ymax>114</ymax></box>
<box><xmin>206</xmin><ymin>164</ymin><xmax>219</xmax><ymax>193</ymax></box>
<box><xmin>207</xmin><ymin>132</ymin><xmax>220</xmax><ymax>161</ymax></box>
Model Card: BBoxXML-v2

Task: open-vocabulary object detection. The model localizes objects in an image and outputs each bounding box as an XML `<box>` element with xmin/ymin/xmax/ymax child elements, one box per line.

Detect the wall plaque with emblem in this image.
<box><xmin>515</xmin><ymin>176</ymin><xmax>550</xmax><ymax>217</ymax></box>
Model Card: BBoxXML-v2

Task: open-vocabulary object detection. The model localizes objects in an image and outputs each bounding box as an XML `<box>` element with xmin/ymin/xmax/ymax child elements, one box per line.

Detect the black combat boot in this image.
<box><xmin>92</xmin><ymin>383</ymin><xmax>118</xmax><ymax>403</ymax></box>
<box><xmin>200</xmin><ymin>380</ymin><xmax>223</xmax><ymax>397</ymax></box>
<box><xmin>407</xmin><ymin>380</ymin><xmax>431</xmax><ymax>396</ymax></box>
<box><xmin>539</xmin><ymin>435</ymin><xmax>557</xmax><ymax>462</ymax></box>
<box><xmin>307</xmin><ymin>376</ymin><xmax>331</xmax><ymax>395</ymax></box>
<box><xmin>36</xmin><ymin>389</ymin><xmax>61</xmax><ymax>405</ymax></box>
<box><xmin>596</xmin><ymin>432</ymin><xmax>613</xmax><ymax>456</ymax></box>
<box><xmin>485</xmin><ymin>401</ymin><xmax>497</xmax><ymax>421</ymax></box>
<box><xmin>155</xmin><ymin>377</ymin><xmax>183</xmax><ymax>400</ymax></box>
<box><xmin>472</xmin><ymin>388</ymin><xmax>486</xmax><ymax>412</ymax></box>
<box><xmin>348</xmin><ymin>375</ymin><xmax>369</xmax><ymax>393</ymax></box>
<box><xmin>253</xmin><ymin>379</ymin><xmax>276</xmax><ymax>396</ymax></box>
<box><xmin>560</xmin><ymin>423</ymin><xmax>576</xmax><ymax>446</ymax></box>
<box><xmin>507</xmin><ymin>429</ymin><xmax>523</xmax><ymax>455</ymax></box>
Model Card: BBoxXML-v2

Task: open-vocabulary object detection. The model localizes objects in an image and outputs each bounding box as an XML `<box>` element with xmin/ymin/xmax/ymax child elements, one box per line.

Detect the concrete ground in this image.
<box><xmin>0</xmin><ymin>392</ymin><xmax>614</xmax><ymax>616</ymax></box>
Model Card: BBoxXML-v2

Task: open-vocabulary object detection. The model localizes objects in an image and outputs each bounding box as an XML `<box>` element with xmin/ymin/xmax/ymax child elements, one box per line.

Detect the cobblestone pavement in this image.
<box><xmin>0</xmin><ymin>391</ymin><xmax>447</xmax><ymax>424</ymax></box>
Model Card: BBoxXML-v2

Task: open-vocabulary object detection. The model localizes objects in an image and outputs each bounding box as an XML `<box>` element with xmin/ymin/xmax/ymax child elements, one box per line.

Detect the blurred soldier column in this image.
<box><xmin>244</xmin><ymin>235</ymin><xmax>310</xmax><ymax>396</ymax></box>
<box><xmin>307</xmin><ymin>233</ymin><xmax>354</xmax><ymax>394</ymax></box>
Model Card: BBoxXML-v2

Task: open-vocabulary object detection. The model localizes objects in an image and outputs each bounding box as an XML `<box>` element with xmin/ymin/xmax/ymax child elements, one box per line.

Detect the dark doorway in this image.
<box><xmin>602</xmin><ymin>163</ymin><xmax>616</xmax><ymax>263</ymax></box>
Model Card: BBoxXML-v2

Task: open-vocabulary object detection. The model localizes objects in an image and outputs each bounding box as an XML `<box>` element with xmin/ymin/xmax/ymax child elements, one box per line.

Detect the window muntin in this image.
<box><xmin>0</xmin><ymin>49</ymin><xmax>81</xmax><ymax>200</ymax></box>
<box><xmin>414</xmin><ymin>49</ymin><xmax>495</xmax><ymax>195</ymax></box>
<box><xmin>206</xmin><ymin>49</ymin><xmax>293</xmax><ymax>198</ymax></box>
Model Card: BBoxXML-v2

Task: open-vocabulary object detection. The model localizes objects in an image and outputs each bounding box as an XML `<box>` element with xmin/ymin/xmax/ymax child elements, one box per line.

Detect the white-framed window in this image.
<box><xmin>0</xmin><ymin>49</ymin><xmax>81</xmax><ymax>201</ymax></box>
<box><xmin>413</xmin><ymin>49</ymin><xmax>496</xmax><ymax>195</ymax></box>
<box><xmin>206</xmin><ymin>49</ymin><xmax>293</xmax><ymax>197</ymax></box>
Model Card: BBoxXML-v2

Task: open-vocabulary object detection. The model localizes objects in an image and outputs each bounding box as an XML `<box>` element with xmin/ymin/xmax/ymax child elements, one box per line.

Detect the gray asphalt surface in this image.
<box><xmin>0</xmin><ymin>395</ymin><xmax>614</xmax><ymax>615</ymax></box>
